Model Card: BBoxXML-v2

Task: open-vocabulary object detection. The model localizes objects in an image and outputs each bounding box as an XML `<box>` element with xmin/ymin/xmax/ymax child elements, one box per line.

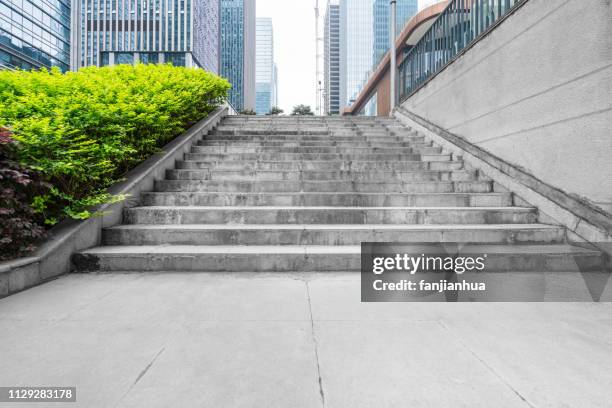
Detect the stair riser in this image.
<box><xmin>205</xmin><ymin>135</ymin><xmax>424</xmax><ymax>142</ymax></box>
<box><xmin>153</xmin><ymin>180</ymin><xmax>493</xmax><ymax>193</ymax></box>
<box><xmin>165</xmin><ymin>170</ymin><xmax>478</xmax><ymax>182</ymax></box>
<box><xmin>141</xmin><ymin>192</ymin><xmax>512</xmax><ymax>207</ymax></box>
<box><xmin>190</xmin><ymin>146</ymin><xmax>444</xmax><ymax>155</ymax></box>
<box><xmin>214</xmin><ymin>129</ymin><xmax>330</xmax><ymax>136</ymax></box>
<box><xmin>104</xmin><ymin>228</ymin><xmax>563</xmax><ymax>246</ymax></box>
<box><xmin>213</xmin><ymin>127</ymin><xmax>408</xmax><ymax>134</ymax></box>
<box><xmin>124</xmin><ymin>208</ymin><xmax>537</xmax><ymax>225</ymax></box>
<box><xmin>198</xmin><ymin>140</ymin><xmax>431</xmax><ymax>148</ymax></box>
<box><xmin>73</xmin><ymin>252</ymin><xmax>602</xmax><ymax>272</ymax></box>
<box><xmin>176</xmin><ymin>160</ymin><xmax>465</xmax><ymax>172</ymax></box>
<box><xmin>183</xmin><ymin>153</ymin><xmax>450</xmax><ymax>161</ymax></box>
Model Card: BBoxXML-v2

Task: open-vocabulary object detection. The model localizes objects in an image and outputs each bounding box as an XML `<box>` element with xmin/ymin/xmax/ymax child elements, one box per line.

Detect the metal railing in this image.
<box><xmin>224</xmin><ymin>98</ymin><xmax>239</xmax><ymax>115</ymax></box>
<box><xmin>398</xmin><ymin>0</ymin><xmax>526</xmax><ymax>102</ymax></box>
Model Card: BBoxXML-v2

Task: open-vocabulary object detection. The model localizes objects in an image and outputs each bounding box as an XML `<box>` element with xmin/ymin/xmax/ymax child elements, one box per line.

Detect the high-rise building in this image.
<box><xmin>255</xmin><ymin>17</ymin><xmax>275</xmax><ymax>115</ymax></box>
<box><xmin>324</xmin><ymin>1</ymin><xmax>340</xmax><ymax>115</ymax></box>
<box><xmin>372</xmin><ymin>0</ymin><xmax>417</xmax><ymax>66</ymax></box>
<box><xmin>78</xmin><ymin>0</ymin><xmax>220</xmax><ymax>72</ymax></box>
<box><xmin>0</xmin><ymin>0</ymin><xmax>71</xmax><ymax>71</ymax></box>
<box><xmin>272</xmin><ymin>62</ymin><xmax>278</xmax><ymax>108</ymax></box>
<box><xmin>220</xmin><ymin>0</ymin><xmax>256</xmax><ymax>112</ymax></box>
<box><xmin>339</xmin><ymin>0</ymin><xmax>374</xmax><ymax>109</ymax></box>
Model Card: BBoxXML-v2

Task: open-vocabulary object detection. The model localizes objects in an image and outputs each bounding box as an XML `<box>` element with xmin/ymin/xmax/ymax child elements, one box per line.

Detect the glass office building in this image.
<box><xmin>372</xmin><ymin>0</ymin><xmax>417</xmax><ymax>66</ymax></box>
<box><xmin>80</xmin><ymin>0</ymin><xmax>219</xmax><ymax>72</ymax></box>
<box><xmin>324</xmin><ymin>0</ymin><xmax>340</xmax><ymax>115</ymax></box>
<box><xmin>220</xmin><ymin>0</ymin><xmax>255</xmax><ymax>111</ymax></box>
<box><xmin>255</xmin><ymin>17</ymin><xmax>276</xmax><ymax>115</ymax></box>
<box><xmin>339</xmin><ymin>0</ymin><xmax>375</xmax><ymax>109</ymax></box>
<box><xmin>0</xmin><ymin>0</ymin><xmax>71</xmax><ymax>71</ymax></box>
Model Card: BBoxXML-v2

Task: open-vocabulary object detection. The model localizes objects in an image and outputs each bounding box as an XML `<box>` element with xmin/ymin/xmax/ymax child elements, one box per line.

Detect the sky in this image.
<box><xmin>256</xmin><ymin>0</ymin><xmax>435</xmax><ymax>114</ymax></box>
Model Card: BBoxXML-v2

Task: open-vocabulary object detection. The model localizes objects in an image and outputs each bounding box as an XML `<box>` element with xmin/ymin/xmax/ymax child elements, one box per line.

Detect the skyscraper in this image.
<box><xmin>78</xmin><ymin>0</ymin><xmax>220</xmax><ymax>72</ymax></box>
<box><xmin>372</xmin><ymin>0</ymin><xmax>417</xmax><ymax>66</ymax></box>
<box><xmin>339</xmin><ymin>0</ymin><xmax>374</xmax><ymax>109</ymax></box>
<box><xmin>255</xmin><ymin>17</ymin><xmax>275</xmax><ymax>115</ymax></box>
<box><xmin>324</xmin><ymin>1</ymin><xmax>340</xmax><ymax>115</ymax></box>
<box><xmin>0</xmin><ymin>0</ymin><xmax>71</xmax><ymax>71</ymax></box>
<box><xmin>220</xmin><ymin>0</ymin><xmax>256</xmax><ymax>112</ymax></box>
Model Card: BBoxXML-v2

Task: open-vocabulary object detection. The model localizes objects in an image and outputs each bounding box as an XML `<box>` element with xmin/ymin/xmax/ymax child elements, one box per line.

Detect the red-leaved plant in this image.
<box><xmin>0</xmin><ymin>127</ymin><xmax>49</xmax><ymax>261</ymax></box>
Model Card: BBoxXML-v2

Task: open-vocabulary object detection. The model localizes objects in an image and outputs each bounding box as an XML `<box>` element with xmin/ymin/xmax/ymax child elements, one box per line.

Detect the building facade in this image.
<box><xmin>272</xmin><ymin>62</ymin><xmax>278</xmax><ymax>107</ymax></box>
<box><xmin>220</xmin><ymin>0</ymin><xmax>255</xmax><ymax>111</ymax></box>
<box><xmin>339</xmin><ymin>0</ymin><xmax>374</xmax><ymax>110</ymax></box>
<box><xmin>78</xmin><ymin>0</ymin><xmax>219</xmax><ymax>72</ymax></box>
<box><xmin>0</xmin><ymin>0</ymin><xmax>71</xmax><ymax>71</ymax></box>
<box><xmin>372</xmin><ymin>0</ymin><xmax>417</xmax><ymax>66</ymax></box>
<box><xmin>324</xmin><ymin>1</ymin><xmax>340</xmax><ymax>115</ymax></box>
<box><xmin>255</xmin><ymin>17</ymin><xmax>275</xmax><ymax>115</ymax></box>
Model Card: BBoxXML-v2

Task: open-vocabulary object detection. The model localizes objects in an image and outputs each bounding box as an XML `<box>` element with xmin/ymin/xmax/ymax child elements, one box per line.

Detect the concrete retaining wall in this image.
<box><xmin>400</xmin><ymin>0</ymin><xmax>612</xmax><ymax>213</ymax></box>
<box><xmin>0</xmin><ymin>107</ymin><xmax>227</xmax><ymax>298</ymax></box>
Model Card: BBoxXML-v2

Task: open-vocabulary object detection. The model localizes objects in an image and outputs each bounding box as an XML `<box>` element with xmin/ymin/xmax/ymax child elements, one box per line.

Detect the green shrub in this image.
<box><xmin>0</xmin><ymin>64</ymin><xmax>230</xmax><ymax>226</ymax></box>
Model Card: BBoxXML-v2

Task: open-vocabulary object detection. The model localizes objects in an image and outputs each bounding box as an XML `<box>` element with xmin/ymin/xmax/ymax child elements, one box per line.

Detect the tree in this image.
<box><xmin>291</xmin><ymin>104</ymin><xmax>314</xmax><ymax>116</ymax></box>
<box><xmin>266</xmin><ymin>106</ymin><xmax>284</xmax><ymax>116</ymax></box>
<box><xmin>239</xmin><ymin>108</ymin><xmax>256</xmax><ymax>115</ymax></box>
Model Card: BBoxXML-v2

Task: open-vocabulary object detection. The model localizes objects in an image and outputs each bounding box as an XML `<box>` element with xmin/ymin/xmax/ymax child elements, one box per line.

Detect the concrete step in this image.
<box><xmin>189</xmin><ymin>146</ymin><xmax>444</xmax><ymax>155</ymax></box>
<box><xmin>103</xmin><ymin>224</ymin><xmax>563</xmax><ymax>246</ymax></box>
<box><xmin>73</xmin><ymin>244</ymin><xmax>603</xmax><ymax>272</ymax></box>
<box><xmin>124</xmin><ymin>206</ymin><xmax>537</xmax><ymax>225</ymax></box>
<box><xmin>214</xmin><ymin>129</ymin><xmax>331</xmax><ymax>136</ymax></box>
<box><xmin>183</xmin><ymin>153</ymin><xmax>450</xmax><ymax>161</ymax></box>
<box><xmin>176</xmin><ymin>160</ymin><xmax>465</xmax><ymax>172</ymax></box>
<box><xmin>141</xmin><ymin>192</ymin><xmax>512</xmax><ymax>207</ymax></box>
<box><xmin>153</xmin><ymin>180</ymin><xmax>493</xmax><ymax>193</ymax></box>
<box><xmin>165</xmin><ymin>169</ymin><xmax>479</xmax><ymax>182</ymax></box>
<box><xmin>204</xmin><ymin>134</ymin><xmax>425</xmax><ymax>142</ymax></box>
<box><xmin>197</xmin><ymin>140</ymin><xmax>432</xmax><ymax>148</ymax></box>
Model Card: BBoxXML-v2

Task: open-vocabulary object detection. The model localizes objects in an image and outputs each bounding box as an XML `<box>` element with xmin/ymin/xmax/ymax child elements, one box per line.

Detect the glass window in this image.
<box><xmin>116</xmin><ymin>52</ymin><xmax>134</xmax><ymax>65</ymax></box>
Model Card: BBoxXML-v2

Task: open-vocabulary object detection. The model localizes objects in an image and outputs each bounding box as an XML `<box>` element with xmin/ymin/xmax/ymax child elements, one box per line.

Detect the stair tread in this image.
<box><xmin>107</xmin><ymin>223</ymin><xmax>559</xmax><ymax>231</ymax></box>
<box><xmin>127</xmin><ymin>206</ymin><xmax>531</xmax><ymax>211</ymax></box>
<box><xmin>143</xmin><ymin>192</ymin><xmax>507</xmax><ymax>196</ymax></box>
<box><xmin>81</xmin><ymin>244</ymin><xmax>600</xmax><ymax>255</ymax></box>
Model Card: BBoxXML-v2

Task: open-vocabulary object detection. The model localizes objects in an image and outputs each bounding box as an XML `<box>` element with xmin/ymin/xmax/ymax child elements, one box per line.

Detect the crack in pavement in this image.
<box><xmin>437</xmin><ymin>320</ymin><xmax>537</xmax><ymax>408</ymax></box>
<box><xmin>306</xmin><ymin>281</ymin><xmax>326</xmax><ymax>408</ymax></box>
<box><xmin>113</xmin><ymin>346</ymin><xmax>166</xmax><ymax>408</ymax></box>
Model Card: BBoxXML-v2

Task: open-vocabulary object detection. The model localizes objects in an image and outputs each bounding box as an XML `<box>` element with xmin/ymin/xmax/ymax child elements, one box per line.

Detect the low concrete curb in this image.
<box><xmin>0</xmin><ymin>107</ymin><xmax>228</xmax><ymax>299</ymax></box>
<box><xmin>394</xmin><ymin>107</ymin><xmax>612</xmax><ymax>257</ymax></box>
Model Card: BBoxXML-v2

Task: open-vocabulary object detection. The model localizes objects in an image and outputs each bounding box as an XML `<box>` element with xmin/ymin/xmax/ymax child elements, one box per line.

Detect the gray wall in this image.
<box><xmin>401</xmin><ymin>0</ymin><xmax>612</xmax><ymax>213</ymax></box>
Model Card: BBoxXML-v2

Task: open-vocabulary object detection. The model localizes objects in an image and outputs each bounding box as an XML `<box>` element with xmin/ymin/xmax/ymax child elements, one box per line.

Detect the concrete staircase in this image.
<box><xmin>73</xmin><ymin>116</ymin><xmax>603</xmax><ymax>272</ymax></box>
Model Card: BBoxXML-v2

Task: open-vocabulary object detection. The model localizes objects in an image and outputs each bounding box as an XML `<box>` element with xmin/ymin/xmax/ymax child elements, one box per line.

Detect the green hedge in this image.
<box><xmin>0</xmin><ymin>64</ymin><xmax>230</xmax><ymax>225</ymax></box>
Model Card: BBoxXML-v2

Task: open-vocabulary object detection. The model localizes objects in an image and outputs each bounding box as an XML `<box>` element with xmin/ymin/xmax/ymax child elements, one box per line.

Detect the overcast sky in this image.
<box><xmin>256</xmin><ymin>0</ymin><xmax>435</xmax><ymax>113</ymax></box>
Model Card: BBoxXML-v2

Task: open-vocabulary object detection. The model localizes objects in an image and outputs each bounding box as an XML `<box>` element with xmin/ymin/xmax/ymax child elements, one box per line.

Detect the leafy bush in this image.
<box><xmin>0</xmin><ymin>64</ymin><xmax>230</xmax><ymax>227</ymax></box>
<box><xmin>291</xmin><ymin>104</ymin><xmax>314</xmax><ymax>116</ymax></box>
<box><xmin>267</xmin><ymin>106</ymin><xmax>284</xmax><ymax>116</ymax></box>
<box><xmin>0</xmin><ymin>128</ymin><xmax>48</xmax><ymax>260</ymax></box>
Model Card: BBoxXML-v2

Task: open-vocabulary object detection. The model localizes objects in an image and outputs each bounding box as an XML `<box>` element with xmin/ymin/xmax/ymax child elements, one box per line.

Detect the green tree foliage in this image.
<box><xmin>291</xmin><ymin>104</ymin><xmax>314</xmax><ymax>116</ymax></box>
<box><xmin>266</xmin><ymin>106</ymin><xmax>284</xmax><ymax>115</ymax></box>
<box><xmin>0</xmin><ymin>64</ymin><xmax>230</xmax><ymax>228</ymax></box>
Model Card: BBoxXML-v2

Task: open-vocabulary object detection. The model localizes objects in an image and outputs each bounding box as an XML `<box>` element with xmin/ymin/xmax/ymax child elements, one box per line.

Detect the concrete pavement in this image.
<box><xmin>0</xmin><ymin>272</ymin><xmax>611</xmax><ymax>407</ymax></box>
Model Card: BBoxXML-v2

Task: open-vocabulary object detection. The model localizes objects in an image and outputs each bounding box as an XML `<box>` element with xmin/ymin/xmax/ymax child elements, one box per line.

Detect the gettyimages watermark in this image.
<box><xmin>361</xmin><ymin>243</ymin><xmax>611</xmax><ymax>302</ymax></box>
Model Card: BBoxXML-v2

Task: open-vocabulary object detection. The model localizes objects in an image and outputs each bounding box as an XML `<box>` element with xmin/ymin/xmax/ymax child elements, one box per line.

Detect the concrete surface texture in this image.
<box><xmin>400</xmin><ymin>0</ymin><xmax>612</xmax><ymax>213</ymax></box>
<box><xmin>0</xmin><ymin>272</ymin><xmax>611</xmax><ymax>408</ymax></box>
<box><xmin>72</xmin><ymin>116</ymin><xmax>603</xmax><ymax>273</ymax></box>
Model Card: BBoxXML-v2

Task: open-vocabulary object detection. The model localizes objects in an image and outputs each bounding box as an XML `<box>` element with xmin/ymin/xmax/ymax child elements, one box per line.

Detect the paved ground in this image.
<box><xmin>0</xmin><ymin>272</ymin><xmax>611</xmax><ymax>408</ymax></box>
